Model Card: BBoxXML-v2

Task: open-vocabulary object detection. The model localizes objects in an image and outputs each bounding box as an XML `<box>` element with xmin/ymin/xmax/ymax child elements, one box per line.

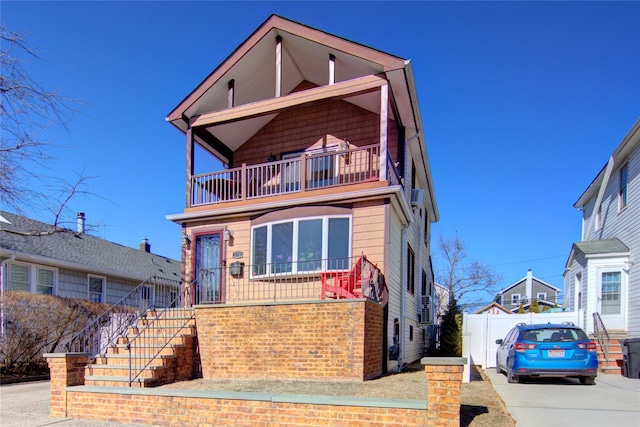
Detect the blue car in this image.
<box><xmin>495</xmin><ymin>322</ymin><xmax>598</xmax><ymax>385</ymax></box>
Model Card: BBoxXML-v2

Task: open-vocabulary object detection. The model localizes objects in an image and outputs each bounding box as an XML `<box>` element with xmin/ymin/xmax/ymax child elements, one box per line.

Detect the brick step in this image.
<box><xmin>107</xmin><ymin>344</ymin><xmax>185</xmax><ymax>357</ymax></box>
<box><xmin>597</xmin><ymin>357</ymin><xmax>624</xmax><ymax>369</ymax></box>
<box><xmin>116</xmin><ymin>332</ymin><xmax>195</xmax><ymax>346</ymax></box>
<box><xmin>86</xmin><ymin>364</ymin><xmax>161</xmax><ymax>379</ymax></box>
<box><xmin>600</xmin><ymin>365</ymin><xmax>624</xmax><ymax>375</ymax></box>
<box><xmin>84</xmin><ymin>375</ymin><xmax>156</xmax><ymax>388</ymax></box>
<box><xmin>94</xmin><ymin>353</ymin><xmax>176</xmax><ymax>366</ymax></box>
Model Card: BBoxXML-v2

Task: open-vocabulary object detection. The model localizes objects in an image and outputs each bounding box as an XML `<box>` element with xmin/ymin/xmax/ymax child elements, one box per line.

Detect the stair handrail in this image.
<box><xmin>127</xmin><ymin>284</ymin><xmax>193</xmax><ymax>386</ymax></box>
<box><xmin>64</xmin><ymin>275</ymin><xmax>182</xmax><ymax>360</ymax></box>
<box><xmin>593</xmin><ymin>312</ymin><xmax>610</xmax><ymax>364</ymax></box>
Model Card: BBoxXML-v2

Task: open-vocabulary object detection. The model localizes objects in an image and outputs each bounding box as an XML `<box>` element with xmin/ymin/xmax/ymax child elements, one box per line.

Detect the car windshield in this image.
<box><xmin>521</xmin><ymin>328</ymin><xmax>588</xmax><ymax>342</ymax></box>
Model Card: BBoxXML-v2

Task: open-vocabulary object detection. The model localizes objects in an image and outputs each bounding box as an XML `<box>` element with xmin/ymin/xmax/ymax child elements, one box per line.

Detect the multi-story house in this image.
<box><xmin>564</xmin><ymin>119</ymin><xmax>639</xmax><ymax>337</ymax></box>
<box><xmin>495</xmin><ymin>269</ymin><xmax>561</xmax><ymax>312</ymax></box>
<box><xmin>165</xmin><ymin>15</ymin><xmax>439</xmax><ymax>372</ymax></box>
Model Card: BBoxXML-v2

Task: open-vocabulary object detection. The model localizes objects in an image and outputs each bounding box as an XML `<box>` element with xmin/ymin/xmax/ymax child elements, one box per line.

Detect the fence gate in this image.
<box><xmin>463</xmin><ymin>310</ymin><xmax>584</xmax><ymax>368</ymax></box>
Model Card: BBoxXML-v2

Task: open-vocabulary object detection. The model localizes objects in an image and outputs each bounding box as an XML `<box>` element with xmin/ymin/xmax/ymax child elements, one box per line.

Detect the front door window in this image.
<box><xmin>195</xmin><ymin>233</ymin><xmax>222</xmax><ymax>303</ymax></box>
<box><xmin>601</xmin><ymin>271</ymin><xmax>621</xmax><ymax>315</ymax></box>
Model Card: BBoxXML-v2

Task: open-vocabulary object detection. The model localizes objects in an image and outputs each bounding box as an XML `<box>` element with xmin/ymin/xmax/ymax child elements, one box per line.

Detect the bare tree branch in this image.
<box><xmin>435</xmin><ymin>234</ymin><xmax>502</xmax><ymax>312</ymax></box>
<box><xmin>1</xmin><ymin>24</ymin><xmax>91</xmax><ymax>226</ymax></box>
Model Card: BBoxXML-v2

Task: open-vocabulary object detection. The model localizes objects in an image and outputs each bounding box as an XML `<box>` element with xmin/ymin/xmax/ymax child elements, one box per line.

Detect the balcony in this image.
<box><xmin>190</xmin><ymin>144</ymin><xmax>401</xmax><ymax>207</ymax></box>
<box><xmin>193</xmin><ymin>255</ymin><xmax>384</xmax><ymax>305</ymax></box>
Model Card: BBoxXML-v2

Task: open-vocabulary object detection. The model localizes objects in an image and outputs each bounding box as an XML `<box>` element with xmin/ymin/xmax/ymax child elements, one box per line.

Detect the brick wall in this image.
<box><xmin>195</xmin><ymin>300</ymin><xmax>384</xmax><ymax>381</ymax></box>
<box><xmin>423</xmin><ymin>357</ymin><xmax>467</xmax><ymax>427</ymax></box>
<box><xmin>46</xmin><ymin>354</ymin><xmax>468</xmax><ymax>426</ymax></box>
<box><xmin>64</xmin><ymin>388</ymin><xmax>427</xmax><ymax>426</ymax></box>
<box><xmin>44</xmin><ymin>353</ymin><xmax>90</xmax><ymax>417</ymax></box>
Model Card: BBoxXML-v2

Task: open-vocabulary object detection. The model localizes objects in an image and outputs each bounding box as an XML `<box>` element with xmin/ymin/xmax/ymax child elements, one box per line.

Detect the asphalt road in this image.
<box><xmin>486</xmin><ymin>368</ymin><xmax>640</xmax><ymax>427</ymax></box>
<box><xmin>0</xmin><ymin>381</ymin><xmax>149</xmax><ymax>427</ymax></box>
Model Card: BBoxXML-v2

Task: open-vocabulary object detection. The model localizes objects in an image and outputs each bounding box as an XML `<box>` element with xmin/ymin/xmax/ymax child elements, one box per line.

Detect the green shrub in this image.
<box><xmin>439</xmin><ymin>297</ymin><xmax>462</xmax><ymax>357</ymax></box>
<box><xmin>1</xmin><ymin>292</ymin><xmax>106</xmax><ymax>376</ymax></box>
<box><xmin>529</xmin><ymin>298</ymin><xmax>539</xmax><ymax>313</ymax></box>
<box><xmin>517</xmin><ymin>303</ymin><xmax>525</xmax><ymax>314</ymax></box>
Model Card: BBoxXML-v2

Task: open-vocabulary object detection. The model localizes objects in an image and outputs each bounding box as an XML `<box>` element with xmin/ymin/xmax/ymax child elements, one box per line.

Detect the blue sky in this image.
<box><xmin>3</xmin><ymin>1</ymin><xmax>639</xmax><ymax>303</ymax></box>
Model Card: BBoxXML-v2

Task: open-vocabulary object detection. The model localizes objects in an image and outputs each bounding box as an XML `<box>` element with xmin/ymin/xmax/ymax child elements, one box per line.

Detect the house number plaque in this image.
<box><xmin>232</xmin><ymin>251</ymin><xmax>243</xmax><ymax>259</ymax></box>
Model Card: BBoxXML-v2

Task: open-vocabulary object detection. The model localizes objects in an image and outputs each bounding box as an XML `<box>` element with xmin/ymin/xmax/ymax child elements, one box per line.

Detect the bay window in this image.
<box><xmin>251</xmin><ymin>215</ymin><xmax>351</xmax><ymax>276</ymax></box>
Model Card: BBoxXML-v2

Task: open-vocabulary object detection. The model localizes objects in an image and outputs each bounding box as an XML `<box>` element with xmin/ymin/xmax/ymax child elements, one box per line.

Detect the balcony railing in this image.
<box><xmin>193</xmin><ymin>255</ymin><xmax>384</xmax><ymax>305</ymax></box>
<box><xmin>191</xmin><ymin>144</ymin><xmax>397</xmax><ymax>207</ymax></box>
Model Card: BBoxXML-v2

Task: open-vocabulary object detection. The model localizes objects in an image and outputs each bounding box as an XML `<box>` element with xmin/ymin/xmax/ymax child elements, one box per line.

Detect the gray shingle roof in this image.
<box><xmin>573</xmin><ymin>238</ymin><xmax>630</xmax><ymax>255</ymax></box>
<box><xmin>0</xmin><ymin>211</ymin><xmax>181</xmax><ymax>282</ymax></box>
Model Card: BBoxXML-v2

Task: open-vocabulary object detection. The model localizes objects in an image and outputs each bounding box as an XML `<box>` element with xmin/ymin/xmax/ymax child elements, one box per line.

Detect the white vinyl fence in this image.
<box><xmin>462</xmin><ymin>310</ymin><xmax>585</xmax><ymax>369</ymax></box>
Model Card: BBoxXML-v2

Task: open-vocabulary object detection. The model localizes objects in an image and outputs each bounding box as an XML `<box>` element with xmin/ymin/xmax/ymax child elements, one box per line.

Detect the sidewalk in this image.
<box><xmin>486</xmin><ymin>369</ymin><xmax>640</xmax><ymax>427</ymax></box>
<box><xmin>0</xmin><ymin>381</ymin><xmax>150</xmax><ymax>427</ymax></box>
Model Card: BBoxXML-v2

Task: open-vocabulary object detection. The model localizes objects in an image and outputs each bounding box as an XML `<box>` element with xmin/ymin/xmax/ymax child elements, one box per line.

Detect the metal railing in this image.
<box><xmin>127</xmin><ymin>285</ymin><xmax>193</xmax><ymax>386</ymax></box>
<box><xmin>190</xmin><ymin>144</ymin><xmax>396</xmax><ymax>206</ymax></box>
<box><xmin>593</xmin><ymin>312</ymin><xmax>610</xmax><ymax>363</ymax></box>
<box><xmin>193</xmin><ymin>255</ymin><xmax>384</xmax><ymax>305</ymax></box>
<box><xmin>64</xmin><ymin>276</ymin><xmax>182</xmax><ymax>360</ymax></box>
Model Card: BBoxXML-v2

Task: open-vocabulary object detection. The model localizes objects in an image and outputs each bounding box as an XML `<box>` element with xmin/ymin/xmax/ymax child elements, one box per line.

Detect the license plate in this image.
<box><xmin>548</xmin><ymin>349</ymin><xmax>565</xmax><ymax>358</ymax></box>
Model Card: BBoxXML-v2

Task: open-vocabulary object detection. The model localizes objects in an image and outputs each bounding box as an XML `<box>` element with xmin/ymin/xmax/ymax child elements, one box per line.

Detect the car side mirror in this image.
<box><xmin>495</xmin><ymin>339</ymin><xmax>503</xmax><ymax>345</ymax></box>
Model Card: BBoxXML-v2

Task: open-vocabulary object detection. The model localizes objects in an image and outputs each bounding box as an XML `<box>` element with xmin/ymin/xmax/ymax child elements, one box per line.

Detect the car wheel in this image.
<box><xmin>507</xmin><ymin>363</ymin><xmax>519</xmax><ymax>384</ymax></box>
<box><xmin>580</xmin><ymin>376</ymin><xmax>595</xmax><ymax>385</ymax></box>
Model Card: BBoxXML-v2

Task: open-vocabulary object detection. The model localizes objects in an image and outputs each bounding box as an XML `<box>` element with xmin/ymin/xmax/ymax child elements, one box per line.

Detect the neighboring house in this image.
<box><xmin>564</xmin><ymin>119</ymin><xmax>639</xmax><ymax>336</ymax></box>
<box><xmin>434</xmin><ymin>282</ymin><xmax>449</xmax><ymax>324</ymax></box>
<box><xmin>165</xmin><ymin>15</ymin><xmax>439</xmax><ymax>371</ymax></box>
<box><xmin>0</xmin><ymin>211</ymin><xmax>181</xmax><ymax>305</ymax></box>
<box><xmin>495</xmin><ymin>269</ymin><xmax>560</xmax><ymax>313</ymax></box>
<box><xmin>473</xmin><ymin>301</ymin><xmax>512</xmax><ymax>315</ymax></box>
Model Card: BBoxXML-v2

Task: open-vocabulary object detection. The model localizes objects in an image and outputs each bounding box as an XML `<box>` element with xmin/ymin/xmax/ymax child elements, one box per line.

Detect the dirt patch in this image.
<box><xmin>160</xmin><ymin>363</ymin><xmax>514</xmax><ymax>427</ymax></box>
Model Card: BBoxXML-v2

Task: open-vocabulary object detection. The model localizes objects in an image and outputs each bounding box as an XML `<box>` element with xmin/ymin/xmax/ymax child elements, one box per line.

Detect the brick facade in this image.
<box><xmin>422</xmin><ymin>357</ymin><xmax>467</xmax><ymax>427</ymax></box>
<box><xmin>44</xmin><ymin>353</ymin><xmax>90</xmax><ymax>417</ymax></box>
<box><xmin>195</xmin><ymin>299</ymin><xmax>384</xmax><ymax>381</ymax></box>
<box><xmin>47</xmin><ymin>351</ymin><xmax>467</xmax><ymax>426</ymax></box>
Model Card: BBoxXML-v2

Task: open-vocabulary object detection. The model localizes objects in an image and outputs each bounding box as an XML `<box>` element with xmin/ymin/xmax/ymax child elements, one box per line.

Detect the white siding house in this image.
<box><xmin>564</xmin><ymin>119</ymin><xmax>640</xmax><ymax>336</ymax></box>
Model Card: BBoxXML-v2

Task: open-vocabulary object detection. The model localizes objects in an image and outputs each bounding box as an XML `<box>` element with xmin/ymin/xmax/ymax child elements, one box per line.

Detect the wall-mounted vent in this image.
<box><xmin>411</xmin><ymin>189</ymin><xmax>425</xmax><ymax>207</ymax></box>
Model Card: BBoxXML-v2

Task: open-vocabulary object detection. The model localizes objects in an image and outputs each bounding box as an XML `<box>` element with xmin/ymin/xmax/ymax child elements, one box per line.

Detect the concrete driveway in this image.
<box><xmin>0</xmin><ymin>381</ymin><xmax>150</xmax><ymax>427</ymax></box>
<box><xmin>486</xmin><ymin>369</ymin><xmax>640</xmax><ymax>427</ymax></box>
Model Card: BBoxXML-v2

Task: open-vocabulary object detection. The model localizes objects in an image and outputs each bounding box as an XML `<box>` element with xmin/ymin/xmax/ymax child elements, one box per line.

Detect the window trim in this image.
<box><xmin>536</xmin><ymin>292</ymin><xmax>547</xmax><ymax>301</ymax></box>
<box><xmin>511</xmin><ymin>294</ymin><xmax>521</xmax><ymax>305</ymax></box>
<box><xmin>407</xmin><ymin>244</ymin><xmax>415</xmax><ymax>295</ymax></box>
<box><xmin>619</xmin><ymin>163</ymin><xmax>628</xmax><ymax>211</ymax></box>
<box><xmin>250</xmin><ymin>214</ymin><xmax>352</xmax><ymax>278</ymax></box>
<box><xmin>4</xmin><ymin>261</ymin><xmax>57</xmax><ymax>295</ymax></box>
<box><xmin>88</xmin><ymin>274</ymin><xmax>106</xmax><ymax>303</ymax></box>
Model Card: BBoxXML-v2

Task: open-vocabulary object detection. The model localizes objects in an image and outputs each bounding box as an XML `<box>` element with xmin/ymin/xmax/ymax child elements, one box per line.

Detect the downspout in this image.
<box><xmin>1</xmin><ymin>253</ymin><xmax>16</xmax><ymax>339</ymax></box>
<box><xmin>586</xmin><ymin>156</ymin><xmax>614</xmax><ymax>241</ymax></box>
<box><xmin>399</xmin><ymin>221</ymin><xmax>409</xmax><ymax>372</ymax></box>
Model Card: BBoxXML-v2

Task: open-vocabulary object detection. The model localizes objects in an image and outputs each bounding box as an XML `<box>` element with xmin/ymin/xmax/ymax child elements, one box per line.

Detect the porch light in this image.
<box><xmin>182</xmin><ymin>233</ymin><xmax>191</xmax><ymax>247</ymax></box>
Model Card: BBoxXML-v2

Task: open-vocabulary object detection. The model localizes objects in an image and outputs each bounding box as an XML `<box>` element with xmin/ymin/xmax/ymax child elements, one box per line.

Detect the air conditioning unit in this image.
<box><xmin>411</xmin><ymin>189</ymin><xmax>425</xmax><ymax>207</ymax></box>
<box><xmin>419</xmin><ymin>295</ymin><xmax>431</xmax><ymax>325</ymax></box>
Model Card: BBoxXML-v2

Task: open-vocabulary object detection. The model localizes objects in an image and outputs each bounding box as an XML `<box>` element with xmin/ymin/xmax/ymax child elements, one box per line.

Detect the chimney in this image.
<box><xmin>77</xmin><ymin>212</ymin><xmax>85</xmax><ymax>234</ymax></box>
<box><xmin>140</xmin><ymin>238</ymin><xmax>151</xmax><ymax>253</ymax></box>
<box><xmin>526</xmin><ymin>269</ymin><xmax>533</xmax><ymax>301</ymax></box>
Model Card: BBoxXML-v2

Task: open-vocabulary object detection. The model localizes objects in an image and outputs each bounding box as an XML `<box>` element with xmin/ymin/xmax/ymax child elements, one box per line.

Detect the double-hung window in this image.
<box><xmin>251</xmin><ymin>215</ymin><xmax>351</xmax><ymax>277</ymax></box>
<box><xmin>5</xmin><ymin>262</ymin><xmax>56</xmax><ymax>294</ymax></box>
<box><xmin>88</xmin><ymin>275</ymin><xmax>106</xmax><ymax>303</ymax></box>
<box><xmin>511</xmin><ymin>294</ymin><xmax>521</xmax><ymax>305</ymax></box>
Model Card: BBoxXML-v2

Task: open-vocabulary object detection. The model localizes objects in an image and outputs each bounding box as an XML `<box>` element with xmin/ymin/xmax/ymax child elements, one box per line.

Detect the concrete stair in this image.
<box><xmin>84</xmin><ymin>308</ymin><xmax>196</xmax><ymax>388</ymax></box>
<box><xmin>593</xmin><ymin>332</ymin><xmax>627</xmax><ymax>376</ymax></box>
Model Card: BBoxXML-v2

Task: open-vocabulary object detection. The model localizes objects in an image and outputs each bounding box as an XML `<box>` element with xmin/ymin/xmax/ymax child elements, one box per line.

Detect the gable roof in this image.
<box><xmin>166</xmin><ymin>14</ymin><xmax>438</xmax><ymax>222</ymax></box>
<box><xmin>565</xmin><ymin>238</ymin><xmax>630</xmax><ymax>268</ymax></box>
<box><xmin>473</xmin><ymin>301</ymin><xmax>513</xmax><ymax>315</ymax></box>
<box><xmin>0</xmin><ymin>211</ymin><xmax>181</xmax><ymax>282</ymax></box>
<box><xmin>498</xmin><ymin>273</ymin><xmax>561</xmax><ymax>294</ymax></box>
<box><xmin>574</xmin><ymin>118</ymin><xmax>640</xmax><ymax>208</ymax></box>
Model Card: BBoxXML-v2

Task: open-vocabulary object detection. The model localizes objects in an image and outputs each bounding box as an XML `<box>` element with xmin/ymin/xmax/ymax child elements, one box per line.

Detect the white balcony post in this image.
<box><xmin>379</xmin><ymin>84</ymin><xmax>388</xmax><ymax>181</ymax></box>
<box><xmin>186</xmin><ymin>127</ymin><xmax>194</xmax><ymax>208</ymax></box>
<box><xmin>275</xmin><ymin>35</ymin><xmax>282</xmax><ymax>98</ymax></box>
